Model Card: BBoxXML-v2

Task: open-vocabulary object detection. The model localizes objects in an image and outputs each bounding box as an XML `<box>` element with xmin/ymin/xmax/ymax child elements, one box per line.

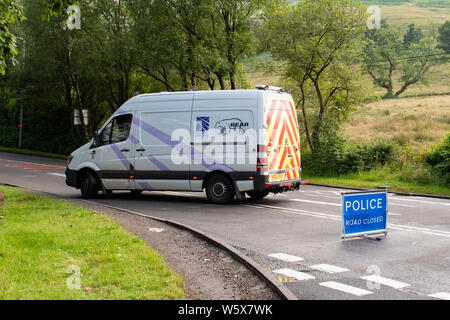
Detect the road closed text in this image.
<box><xmin>345</xmin><ymin>216</ymin><xmax>384</xmax><ymax>226</ymax></box>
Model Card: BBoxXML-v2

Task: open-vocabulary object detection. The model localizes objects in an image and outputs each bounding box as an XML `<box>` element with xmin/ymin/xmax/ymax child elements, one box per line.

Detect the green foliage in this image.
<box><xmin>437</xmin><ymin>21</ymin><xmax>450</xmax><ymax>54</ymax></box>
<box><xmin>131</xmin><ymin>0</ymin><xmax>266</xmax><ymax>91</ymax></box>
<box><xmin>40</xmin><ymin>0</ymin><xmax>78</xmax><ymax>20</ymax></box>
<box><xmin>0</xmin><ymin>0</ymin><xmax>25</xmax><ymax>75</ymax></box>
<box><xmin>364</xmin><ymin>23</ymin><xmax>444</xmax><ymax>97</ymax></box>
<box><xmin>339</xmin><ymin>141</ymin><xmax>396</xmax><ymax>174</ymax></box>
<box><xmin>303</xmin><ymin>132</ymin><xmax>396</xmax><ymax>176</ymax></box>
<box><xmin>403</xmin><ymin>24</ymin><xmax>423</xmax><ymax>48</ymax></box>
<box><xmin>426</xmin><ymin>134</ymin><xmax>450</xmax><ymax>184</ymax></box>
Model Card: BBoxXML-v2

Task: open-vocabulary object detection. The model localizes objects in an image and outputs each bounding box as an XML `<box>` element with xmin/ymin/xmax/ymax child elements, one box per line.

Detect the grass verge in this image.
<box><xmin>0</xmin><ymin>146</ymin><xmax>68</xmax><ymax>160</ymax></box>
<box><xmin>0</xmin><ymin>186</ymin><xmax>186</xmax><ymax>300</ymax></box>
<box><xmin>303</xmin><ymin>169</ymin><xmax>450</xmax><ymax>196</ymax></box>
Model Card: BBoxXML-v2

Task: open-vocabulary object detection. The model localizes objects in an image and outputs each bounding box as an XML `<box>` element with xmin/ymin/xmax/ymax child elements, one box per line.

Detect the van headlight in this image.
<box><xmin>66</xmin><ymin>155</ymin><xmax>74</xmax><ymax>167</ymax></box>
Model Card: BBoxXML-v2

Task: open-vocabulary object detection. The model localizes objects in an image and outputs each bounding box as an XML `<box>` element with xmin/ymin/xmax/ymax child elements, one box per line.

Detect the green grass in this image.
<box><xmin>303</xmin><ymin>167</ymin><xmax>450</xmax><ymax>196</ymax></box>
<box><xmin>0</xmin><ymin>146</ymin><xmax>68</xmax><ymax>160</ymax></box>
<box><xmin>0</xmin><ymin>187</ymin><xmax>186</xmax><ymax>300</ymax></box>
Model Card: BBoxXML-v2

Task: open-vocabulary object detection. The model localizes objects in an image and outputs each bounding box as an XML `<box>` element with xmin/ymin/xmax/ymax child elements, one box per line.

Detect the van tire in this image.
<box><xmin>205</xmin><ymin>174</ymin><xmax>234</xmax><ymax>204</ymax></box>
<box><xmin>80</xmin><ymin>171</ymin><xmax>99</xmax><ymax>199</ymax></box>
<box><xmin>247</xmin><ymin>190</ymin><xmax>270</xmax><ymax>200</ymax></box>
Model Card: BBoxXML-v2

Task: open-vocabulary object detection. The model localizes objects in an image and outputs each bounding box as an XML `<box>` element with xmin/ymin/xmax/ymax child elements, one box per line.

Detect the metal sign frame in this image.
<box><xmin>341</xmin><ymin>189</ymin><xmax>388</xmax><ymax>240</ymax></box>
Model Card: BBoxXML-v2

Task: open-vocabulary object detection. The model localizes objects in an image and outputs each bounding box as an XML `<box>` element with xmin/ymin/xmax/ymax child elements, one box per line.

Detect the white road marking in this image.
<box><xmin>148</xmin><ymin>227</ymin><xmax>165</xmax><ymax>233</ymax></box>
<box><xmin>311</xmin><ymin>264</ymin><xmax>349</xmax><ymax>274</ymax></box>
<box><xmin>273</xmin><ymin>268</ymin><xmax>315</xmax><ymax>281</ymax></box>
<box><xmin>388</xmin><ymin>196</ymin><xmax>450</xmax><ymax>206</ymax></box>
<box><xmin>429</xmin><ymin>292</ymin><xmax>450</xmax><ymax>300</ymax></box>
<box><xmin>319</xmin><ymin>281</ymin><xmax>373</xmax><ymax>296</ymax></box>
<box><xmin>246</xmin><ymin>203</ymin><xmax>450</xmax><ymax>238</ymax></box>
<box><xmin>268</xmin><ymin>253</ymin><xmax>304</xmax><ymax>263</ymax></box>
<box><xmin>47</xmin><ymin>172</ymin><xmax>66</xmax><ymax>177</ymax></box>
<box><xmin>244</xmin><ymin>204</ymin><xmax>341</xmax><ymax>221</ymax></box>
<box><xmin>289</xmin><ymin>199</ymin><xmax>414</xmax><ymax>210</ymax></box>
<box><xmin>164</xmin><ymin>191</ymin><xmax>204</xmax><ymax>198</ymax></box>
<box><xmin>360</xmin><ymin>275</ymin><xmax>410</xmax><ymax>289</ymax></box>
<box><xmin>289</xmin><ymin>198</ymin><xmax>340</xmax><ymax>206</ymax></box>
<box><xmin>290</xmin><ymin>198</ymin><xmax>411</xmax><ymax>208</ymax></box>
<box><xmin>298</xmin><ymin>193</ymin><xmax>342</xmax><ymax>200</ymax></box>
<box><xmin>301</xmin><ymin>188</ymin><xmax>448</xmax><ymax>207</ymax></box>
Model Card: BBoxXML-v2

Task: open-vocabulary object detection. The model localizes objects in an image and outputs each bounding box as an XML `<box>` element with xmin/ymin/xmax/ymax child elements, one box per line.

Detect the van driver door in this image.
<box><xmin>91</xmin><ymin>113</ymin><xmax>135</xmax><ymax>190</ymax></box>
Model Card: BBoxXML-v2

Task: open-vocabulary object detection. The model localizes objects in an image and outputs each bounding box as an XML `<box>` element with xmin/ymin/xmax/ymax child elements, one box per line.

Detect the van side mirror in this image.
<box><xmin>92</xmin><ymin>131</ymin><xmax>100</xmax><ymax>147</ymax></box>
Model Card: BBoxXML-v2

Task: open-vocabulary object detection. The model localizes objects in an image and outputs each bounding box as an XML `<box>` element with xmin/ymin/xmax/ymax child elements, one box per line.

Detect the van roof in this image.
<box><xmin>117</xmin><ymin>89</ymin><xmax>292</xmax><ymax>113</ymax></box>
<box><xmin>130</xmin><ymin>89</ymin><xmax>260</xmax><ymax>101</ymax></box>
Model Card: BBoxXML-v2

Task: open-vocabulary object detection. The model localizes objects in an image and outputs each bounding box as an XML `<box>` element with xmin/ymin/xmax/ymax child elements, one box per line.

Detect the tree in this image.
<box><xmin>131</xmin><ymin>0</ymin><xmax>262</xmax><ymax>91</ymax></box>
<box><xmin>0</xmin><ymin>0</ymin><xmax>25</xmax><ymax>75</ymax></box>
<box><xmin>365</xmin><ymin>25</ymin><xmax>402</xmax><ymax>97</ymax></box>
<box><xmin>403</xmin><ymin>24</ymin><xmax>423</xmax><ymax>48</ymax></box>
<box><xmin>1</xmin><ymin>0</ymin><xmax>79</xmax><ymax>75</ymax></box>
<box><xmin>263</xmin><ymin>0</ymin><xmax>370</xmax><ymax>155</ymax></box>
<box><xmin>365</xmin><ymin>24</ymin><xmax>444</xmax><ymax>97</ymax></box>
<box><xmin>437</xmin><ymin>21</ymin><xmax>450</xmax><ymax>54</ymax></box>
<box><xmin>40</xmin><ymin>0</ymin><xmax>78</xmax><ymax>20</ymax></box>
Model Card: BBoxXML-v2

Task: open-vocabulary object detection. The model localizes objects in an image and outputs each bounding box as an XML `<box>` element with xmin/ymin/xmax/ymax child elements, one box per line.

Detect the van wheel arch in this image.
<box><xmin>202</xmin><ymin>171</ymin><xmax>234</xmax><ymax>190</ymax></box>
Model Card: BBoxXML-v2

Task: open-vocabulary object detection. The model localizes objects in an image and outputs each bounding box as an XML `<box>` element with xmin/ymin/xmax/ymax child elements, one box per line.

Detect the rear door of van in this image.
<box><xmin>264</xmin><ymin>92</ymin><xmax>301</xmax><ymax>183</ymax></box>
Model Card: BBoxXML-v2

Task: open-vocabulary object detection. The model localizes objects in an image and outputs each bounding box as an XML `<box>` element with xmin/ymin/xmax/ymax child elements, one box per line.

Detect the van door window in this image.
<box><xmin>99</xmin><ymin>121</ymin><xmax>113</xmax><ymax>146</ymax></box>
<box><xmin>99</xmin><ymin>114</ymin><xmax>132</xmax><ymax>146</ymax></box>
<box><xmin>111</xmin><ymin>114</ymin><xmax>132</xmax><ymax>144</ymax></box>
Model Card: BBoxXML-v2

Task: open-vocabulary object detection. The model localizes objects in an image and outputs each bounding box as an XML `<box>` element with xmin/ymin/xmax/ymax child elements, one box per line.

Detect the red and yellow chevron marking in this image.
<box><xmin>265</xmin><ymin>98</ymin><xmax>301</xmax><ymax>183</ymax></box>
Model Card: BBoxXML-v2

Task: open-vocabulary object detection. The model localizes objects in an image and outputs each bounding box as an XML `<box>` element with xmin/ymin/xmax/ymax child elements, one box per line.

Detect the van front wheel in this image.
<box><xmin>205</xmin><ymin>174</ymin><xmax>234</xmax><ymax>204</ymax></box>
<box><xmin>80</xmin><ymin>171</ymin><xmax>99</xmax><ymax>199</ymax></box>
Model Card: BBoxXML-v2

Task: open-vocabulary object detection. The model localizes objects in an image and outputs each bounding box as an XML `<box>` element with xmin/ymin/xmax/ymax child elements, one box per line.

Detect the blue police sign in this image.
<box><xmin>341</xmin><ymin>190</ymin><xmax>388</xmax><ymax>239</ymax></box>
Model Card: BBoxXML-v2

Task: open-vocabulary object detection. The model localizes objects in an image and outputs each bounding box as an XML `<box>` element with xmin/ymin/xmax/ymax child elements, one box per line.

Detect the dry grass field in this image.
<box><xmin>343</xmin><ymin>94</ymin><xmax>450</xmax><ymax>150</ymax></box>
<box><xmin>380</xmin><ymin>4</ymin><xmax>450</xmax><ymax>34</ymax></box>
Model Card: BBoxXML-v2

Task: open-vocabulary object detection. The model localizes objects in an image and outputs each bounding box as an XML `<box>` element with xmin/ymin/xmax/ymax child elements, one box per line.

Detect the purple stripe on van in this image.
<box><xmin>147</xmin><ymin>156</ymin><xmax>170</xmax><ymax>171</ymax></box>
<box><xmin>129</xmin><ymin>134</ymin><xmax>139</xmax><ymax>145</ymax></box>
<box><xmin>110</xmin><ymin>144</ymin><xmax>131</xmax><ymax>169</ymax></box>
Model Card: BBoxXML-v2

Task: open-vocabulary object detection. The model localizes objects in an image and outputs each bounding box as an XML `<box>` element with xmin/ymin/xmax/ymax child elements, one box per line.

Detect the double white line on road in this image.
<box><xmin>246</xmin><ymin>203</ymin><xmax>450</xmax><ymax>239</ymax></box>
<box><xmin>297</xmin><ymin>191</ymin><xmax>450</xmax><ymax>207</ymax></box>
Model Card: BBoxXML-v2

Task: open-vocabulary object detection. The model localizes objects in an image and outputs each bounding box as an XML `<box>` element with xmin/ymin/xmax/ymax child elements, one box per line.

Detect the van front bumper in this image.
<box><xmin>65</xmin><ymin>168</ymin><xmax>81</xmax><ymax>188</ymax></box>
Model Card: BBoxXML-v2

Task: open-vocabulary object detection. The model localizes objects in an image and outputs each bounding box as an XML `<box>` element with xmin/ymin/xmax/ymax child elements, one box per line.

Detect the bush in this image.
<box><xmin>426</xmin><ymin>134</ymin><xmax>450</xmax><ymax>185</ymax></box>
<box><xmin>339</xmin><ymin>141</ymin><xmax>396</xmax><ymax>174</ymax></box>
<box><xmin>303</xmin><ymin>138</ymin><xmax>396</xmax><ymax>176</ymax></box>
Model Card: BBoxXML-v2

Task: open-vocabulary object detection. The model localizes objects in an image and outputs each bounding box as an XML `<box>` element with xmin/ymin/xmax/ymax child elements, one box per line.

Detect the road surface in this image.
<box><xmin>1</xmin><ymin>151</ymin><xmax>449</xmax><ymax>300</ymax></box>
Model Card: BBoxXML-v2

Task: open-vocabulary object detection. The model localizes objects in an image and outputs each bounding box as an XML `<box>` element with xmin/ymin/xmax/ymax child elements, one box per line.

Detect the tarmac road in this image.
<box><xmin>1</xmin><ymin>151</ymin><xmax>449</xmax><ymax>300</ymax></box>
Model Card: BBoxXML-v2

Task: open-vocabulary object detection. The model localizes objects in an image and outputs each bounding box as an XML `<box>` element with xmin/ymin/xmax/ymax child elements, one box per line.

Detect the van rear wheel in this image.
<box><xmin>205</xmin><ymin>174</ymin><xmax>234</xmax><ymax>204</ymax></box>
<box><xmin>80</xmin><ymin>171</ymin><xmax>99</xmax><ymax>199</ymax></box>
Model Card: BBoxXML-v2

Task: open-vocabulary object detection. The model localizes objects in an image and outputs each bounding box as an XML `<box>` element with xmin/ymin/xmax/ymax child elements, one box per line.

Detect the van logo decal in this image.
<box><xmin>196</xmin><ymin>117</ymin><xmax>210</xmax><ymax>134</ymax></box>
<box><xmin>214</xmin><ymin>118</ymin><xmax>249</xmax><ymax>135</ymax></box>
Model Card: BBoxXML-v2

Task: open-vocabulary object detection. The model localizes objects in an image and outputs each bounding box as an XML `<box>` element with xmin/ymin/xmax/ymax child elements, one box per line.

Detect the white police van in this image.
<box><xmin>65</xmin><ymin>87</ymin><xmax>303</xmax><ymax>204</ymax></box>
